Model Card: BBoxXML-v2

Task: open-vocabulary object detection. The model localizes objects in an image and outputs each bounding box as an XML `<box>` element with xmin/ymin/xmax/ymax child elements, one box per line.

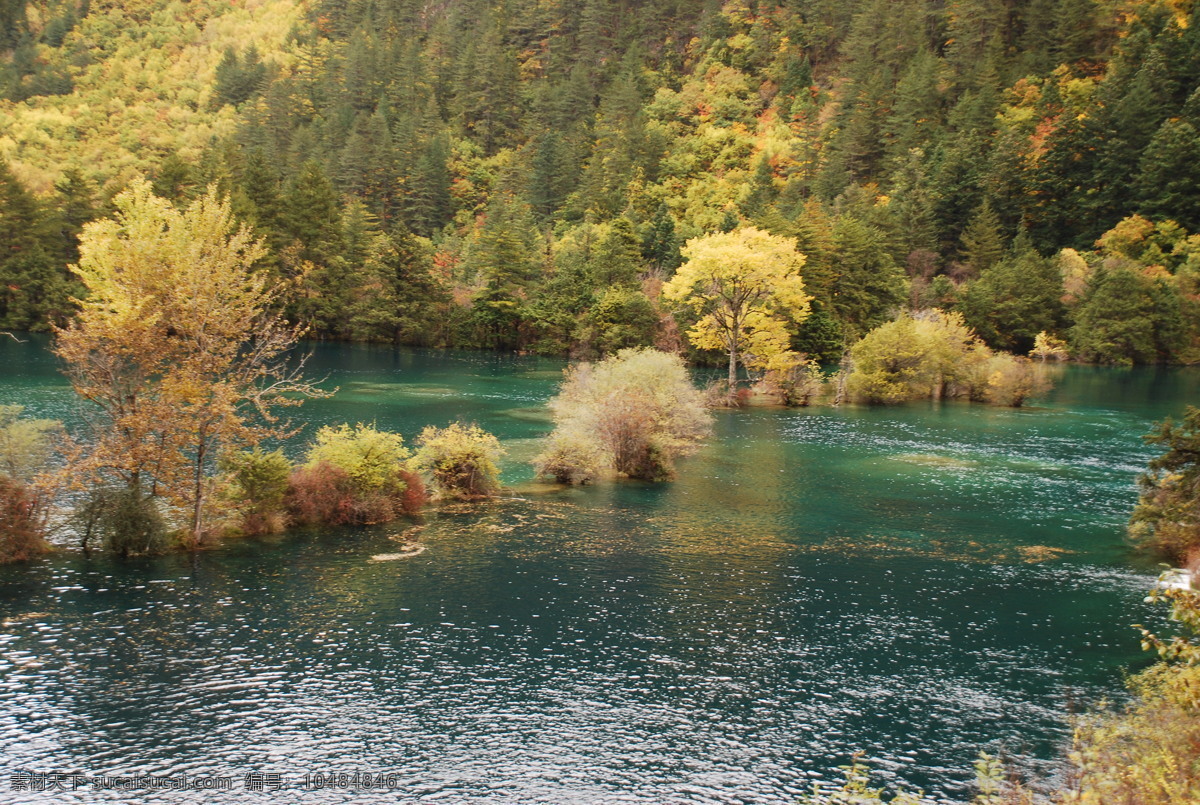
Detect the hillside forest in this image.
<box><xmin>3</xmin><ymin>0</ymin><xmax>1200</xmax><ymax>367</ymax></box>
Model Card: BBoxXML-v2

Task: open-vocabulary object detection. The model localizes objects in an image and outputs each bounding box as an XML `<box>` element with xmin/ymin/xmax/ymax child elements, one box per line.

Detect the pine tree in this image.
<box><xmin>959</xmin><ymin>201</ymin><xmax>1004</xmax><ymax>275</ymax></box>
<box><xmin>641</xmin><ymin>203</ymin><xmax>681</xmax><ymax>276</ymax></box>
<box><xmin>829</xmin><ymin>215</ymin><xmax>908</xmax><ymax>338</ymax></box>
<box><xmin>957</xmin><ymin>234</ymin><xmax>1065</xmax><ymax>353</ymax></box>
<box><xmin>151</xmin><ymin>154</ymin><xmax>196</xmax><ymax>205</ymax></box>
<box><xmin>282</xmin><ymin>160</ymin><xmax>342</xmax><ymax>266</ymax></box>
<box><xmin>1137</xmin><ymin>119</ymin><xmax>1200</xmax><ymax>231</ymax></box>
<box><xmin>589</xmin><ymin>217</ymin><xmax>642</xmax><ymax>286</ymax></box>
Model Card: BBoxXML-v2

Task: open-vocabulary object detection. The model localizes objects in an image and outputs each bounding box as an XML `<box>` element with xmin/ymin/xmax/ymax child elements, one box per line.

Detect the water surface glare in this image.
<box><xmin>0</xmin><ymin>339</ymin><xmax>1196</xmax><ymax>802</ymax></box>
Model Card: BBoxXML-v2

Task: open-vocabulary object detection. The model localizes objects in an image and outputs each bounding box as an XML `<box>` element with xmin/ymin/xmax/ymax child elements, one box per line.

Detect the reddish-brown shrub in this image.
<box><xmin>285</xmin><ymin>462</ymin><xmax>425</xmax><ymax>527</ymax></box>
<box><xmin>285</xmin><ymin>461</ymin><xmax>357</xmax><ymax>526</ymax></box>
<box><xmin>398</xmin><ymin>470</ymin><xmax>427</xmax><ymax>516</ymax></box>
<box><xmin>0</xmin><ymin>477</ymin><xmax>49</xmax><ymax>563</ymax></box>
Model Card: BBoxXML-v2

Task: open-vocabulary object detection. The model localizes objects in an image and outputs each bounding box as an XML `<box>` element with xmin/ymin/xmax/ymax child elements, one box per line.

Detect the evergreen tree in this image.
<box><xmin>282</xmin><ymin>160</ymin><xmax>342</xmax><ymax>266</ymax></box>
<box><xmin>641</xmin><ymin>203</ymin><xmax>681</xmax><ymax>276</ymax></box>
<box><xmin>1071</xmin><ymin>266</ymin><xmax>1184</xmax><ymax>365</ymax></box>
<box><xmin>958</xmin><ymin>235</ymin><xmax>1065</xmax><ymax>353</ymax></box>
<box><xmin>590</xmin><ymin>218</ymin><xmax>642</xmax><ymax>287</ymax></box>
<box><xmin>959</xmin><ymin>201</ymin><xmax>1005</xmax><ymax>275</ymax></box>
<box><xmin>1137</xmin><ymin>119</ymin><xmax>1200</xmax><ymax>232</ymax></box>
<box><xmin>829</xmin><ymin>215</ymin><xmax>909</xmax><ymax>338</ymax></box>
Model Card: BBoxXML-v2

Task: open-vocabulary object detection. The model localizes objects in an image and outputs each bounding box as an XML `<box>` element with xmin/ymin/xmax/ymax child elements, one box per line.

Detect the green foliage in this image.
<box><xmin>846</xmin><ymin>311</ymin><xmax>991</xmax><ymax>405</ymax></box>
<box><xmin>535</xmin><ymin>348</ymin><xmax>713</xmax><ymax>483</ymax></box>
<box><xmin>305</xmin><ymin>423</ymin><xmax>411</xmax><ymax>498</ymax></box>
<box><xmin>1129</xmin><ymin>407</ymin><xmax>1200</xmax><ymax>563</ymax></box>
<box><xmin>958</xmin><ymin>238</ymin><xmax>1066</xmax><ymax>354</ymax></box>
<box><xmin>212</xmin><ymin>46</ymin><xmax>267</xmax><ymax>110</ymax></box>
<box><xmin>0</xmin><ymin>162</ymin><xmax>85</xmax><ymax>331</ymax></box>
<box><xmin>581</xmin><ymin>286</ymin><xmax>659</xmax><ymax>356</ymax></box>
<box><xmin>1070</xmin><ymin>265</ymin><xmax>1184</xmax><ymax>366</ymax></box>
<box><xmin>959</xmin><ymin>202</ymin><xmax>1005</xmax><ymax>276</ymax></box>
<box><xmin>4</xmin><ymin>0</ymin><xmax>1200</xmax><ymax>363</ymax></box>
<box><xmin>0</xmin><ymin>404</ymin><xmax>60</xmax><ymax>483</ymax></box>
<box><xmin>297</xmin><ymin>422</ymin><xmax>424</xmax><ymax>524</ymax></box>
<box><xmin>415</xmin><ymin>422</ymin><xmax>504</xmax><ymax>500</ymax></box>
<box><xmin>0</xmin><ymin>404</ymin><xmax>59</xmax><ymax>564</ymax></box>
<box><xmin>219</xmin><ymin>447</ymin><xmax>292</xmax><ymax>535</ymax></box>
<box><xmin>75</xmin><ymin>486</ymin><xmax>169</xmax><ymax>559</ymax></box>
<box><xmin>828</xmin><ymin>215</ymin><xmax>909</xmax><ymax>339</ymax></box>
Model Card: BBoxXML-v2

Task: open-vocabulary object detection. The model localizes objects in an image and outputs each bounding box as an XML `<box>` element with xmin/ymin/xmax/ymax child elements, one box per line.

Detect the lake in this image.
<box><xmin>0</xmin><ymin>337</ymin><xmax>1194</xmax><ymax>802</ymax></box>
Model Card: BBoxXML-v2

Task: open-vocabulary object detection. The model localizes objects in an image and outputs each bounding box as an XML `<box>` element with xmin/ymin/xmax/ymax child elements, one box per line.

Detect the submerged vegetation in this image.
<box><xmin>415</xmin><ymin>422</ymin><xmax>504</xmax><ymax>500</ymax></box>
<box><xmin>0</xmin><ymin>404</ymin><xmax>59</xmax><ymax>562</ymax></box>
<box><xmin>536</xmin><ymin>348</ymin><xmax>713</xmax><ymax>483</ymax></box>
<box><xmin>845</xmin><ymin>311</ymin><xmax>1052</xmax><ymax>407</ymax></box>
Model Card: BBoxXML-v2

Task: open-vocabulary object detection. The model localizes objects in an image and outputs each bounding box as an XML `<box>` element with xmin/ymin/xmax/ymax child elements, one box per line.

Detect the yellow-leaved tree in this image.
<box><xmin>662</xmin><ymin>227</ymin><xmax>811</xmax><ymax>391</ymax></box>
<box><xmin>54</xmin><ymin>179</ymin><xmax>325</xmax><ymax>550</ymax></box>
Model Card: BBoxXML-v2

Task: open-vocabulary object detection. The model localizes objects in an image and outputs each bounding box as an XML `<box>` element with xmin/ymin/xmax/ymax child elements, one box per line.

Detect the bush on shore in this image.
<box><xmin>0</xmin><ymin>476</ymin><xmax>50</xmax><ymax>563</ymax></box>
<box><xmin>219</xmin><ymin>447</ymin><xmax>293</xmax><ymax>535</ymax></box>
<box><xmin>73</xmin><ymin>486</ymin><xmax>170</xmax><ymax>558</ymax></box>
<box><xmin>845</xmin><ymin>311</ymin><xmax>1055</xmax><ymax>407</ymax></box>
<box><xmin>1130</xmin><ymin>407</ymin><xmax>1200</xmax><ymax>562</ymax></box>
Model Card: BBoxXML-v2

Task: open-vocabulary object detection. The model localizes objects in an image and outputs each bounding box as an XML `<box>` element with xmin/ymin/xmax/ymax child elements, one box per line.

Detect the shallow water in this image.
<box><xmin>0</xmin><ymin>338</ymin><xmax>1195</xmax><ymax>802</ymax></box>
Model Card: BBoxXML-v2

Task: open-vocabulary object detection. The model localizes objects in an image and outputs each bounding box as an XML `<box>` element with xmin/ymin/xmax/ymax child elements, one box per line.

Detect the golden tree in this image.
<box><xmin>55</xmin><ymin>180</ymin><xmax>324</xmax><ymax>549</ymax></box>
<box><xmin>662</xmin><ymin>226</ymin><xmax>811</xmax><ymax>390</ymax></box>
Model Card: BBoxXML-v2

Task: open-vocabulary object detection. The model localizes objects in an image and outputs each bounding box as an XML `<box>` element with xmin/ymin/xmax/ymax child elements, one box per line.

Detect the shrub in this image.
<box><xmin>1029</xmin><ymin>331</ymin><xmax>1069</xmax><ymax>362</ymax></box>
<box><xmin>845</xmin><ymin>311</ymin><xmax>1056</xmax><ymax>407</ymax></box>
<box><xmin>535</xmin><ymin>348</ymin><xmax>713</xmax><ymax>483</ymax></box>
<box><xmin>1064</xmin><ymin>662</ymin><xmax>1200</xmax><ymax>804</ymax></box>
<box><xmin>1130</xmin><ymin>407</ymin><xmax>1200</xmax><ymax>562</ymax></box>
<box><xmin>536</xmin><ymin>429</ymin><xmax>609</xmax><ymax>485</ymax></box>
<box><xmin>1068</xmin><ymin>583</ymin><xmax>1200</xmax><ymax>803</ymax></box>
<box><xmin>984</xmin><ymin>354</ymin><xmax>1052</xmax><ymax>407</ymax></box>
<box><xmin>0</xmin><ymin>405</ymin><xmax>62</xmax><ymax>563</ymax></box>
<box><xmin>220</xmin><ymin>447</ymin><xmax>293</xmax><ymax>535</ymax></box>
<box><xmin>285</xmin><ymin>461</ymin><xmax>358</xmax><ymax>526</ymax></box>
<box><xmin>288</xmin><ymin>423</ymin><xmax>425</xmax><ymax>525</ymax></box>
<box><xmin>755</xmin><ymin>353</ymin><xmax>827</xmax><ymax>406</ymax></box>
<box><xmin>0</xmin><ymin>405</ymin><xmax>61</xmax><ymax>482</ymax></box>
<box><xmin>397</xmin><ymin>469</ymin><xmax>427</xmax><ymax>515</ymax></box>
<box><xmin>74</xmin><ymin>486</ymin><xmax>169</xmax><ymax>558</ymax></box>
<box><xmin>0</xmin><ymin>476</ymin><xmax>50</xmax><ymax>563</ymax></box>
<box><xmin>415</xmin><ymin>422</ymin><xmax>504</xmax><ymax>499</ymax></box>
<box><xmin>305</xmin><ymin>423</ymin><xmax>411</xmax><ymax>497</ymax></box>
<box><xmin>846</xmin><ymin>311</ymin><xmax>991</xmax><ymax>404</ymax></box>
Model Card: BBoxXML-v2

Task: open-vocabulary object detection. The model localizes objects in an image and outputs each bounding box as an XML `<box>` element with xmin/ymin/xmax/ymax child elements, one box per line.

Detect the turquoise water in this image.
<box><xmin>0</xmin><ymin>337</ymin><xmax>1195</xmax><ymax>802</ymax></box>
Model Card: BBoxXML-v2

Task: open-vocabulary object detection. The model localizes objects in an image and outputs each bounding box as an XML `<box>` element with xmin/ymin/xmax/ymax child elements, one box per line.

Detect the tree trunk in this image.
<box><xmin>191</xmin><ymin>429</ymin><xmax>207</xmax><ymax>550</ymax></box>
<box><xmin>728</xmin><ymin>321</ymin><xmax>739</xmax><ymax>392</ymax></box>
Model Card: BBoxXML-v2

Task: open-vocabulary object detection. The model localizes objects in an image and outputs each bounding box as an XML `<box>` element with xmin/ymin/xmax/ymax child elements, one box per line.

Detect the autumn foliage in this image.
<box><xmin>536</xmin><ymin>348</ymin><xmax>712</xmax><ymax>483</ymax></box>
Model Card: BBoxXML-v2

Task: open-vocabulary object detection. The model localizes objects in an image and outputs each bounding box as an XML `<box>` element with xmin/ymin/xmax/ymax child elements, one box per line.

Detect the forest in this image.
<box><xmin>5</xmin><ymin>2</ymin><xmax>1200</xmax><ymax>802</ymax></box>
<box><xmin>2</xmin><ymin>0</ymin><xmax>1200</xmax><ymax>367</ymax></box>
